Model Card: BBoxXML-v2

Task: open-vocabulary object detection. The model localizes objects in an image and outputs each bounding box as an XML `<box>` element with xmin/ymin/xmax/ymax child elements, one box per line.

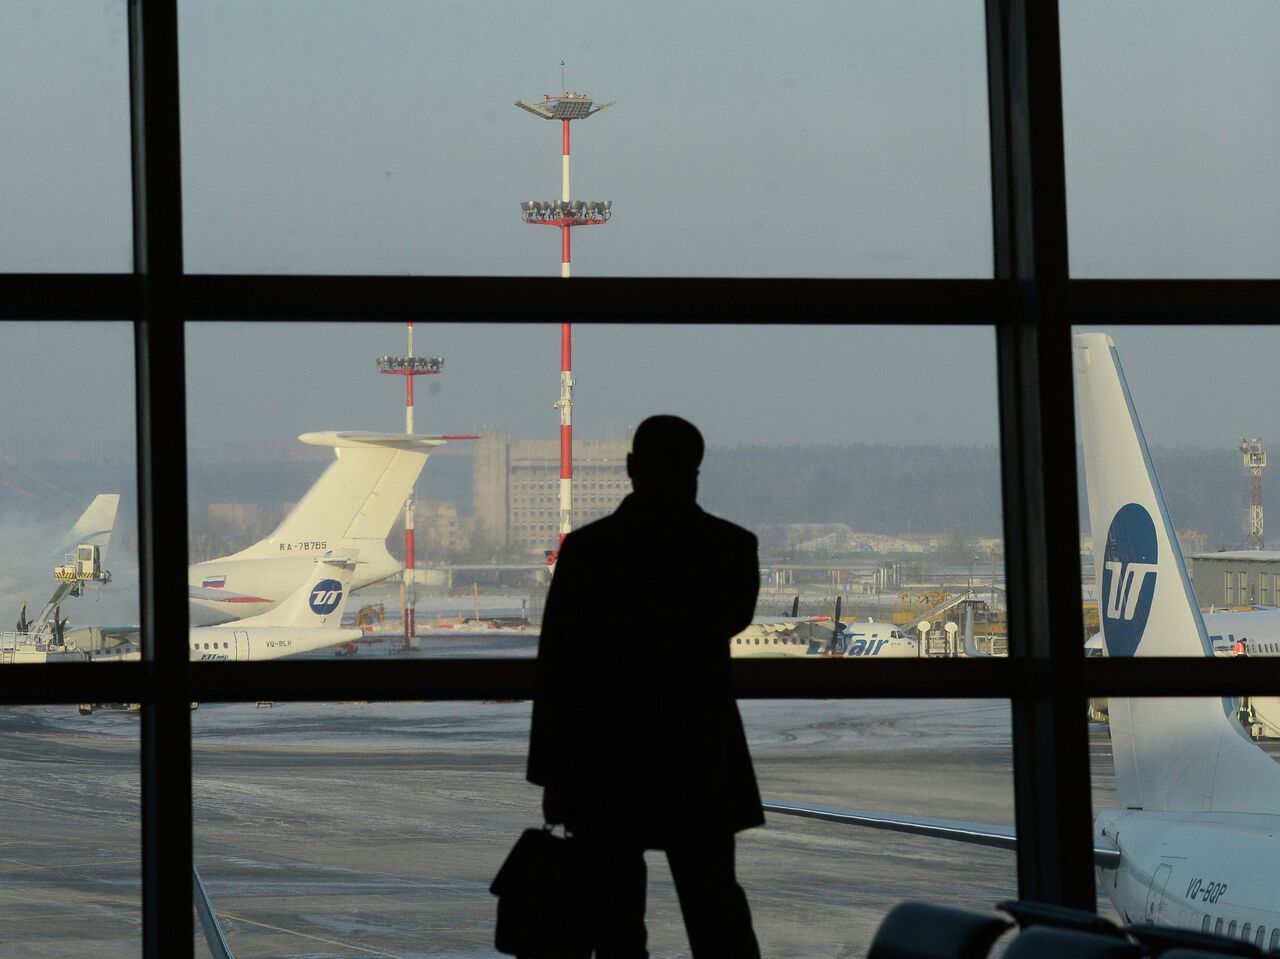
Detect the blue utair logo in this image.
<box><xmin>308</xmin><ymin>579</ymin><xmax>344</xmax><ymax>615</ymax></box>
<box><xmin>1100</xmin><ymin>502</ymin><xmax>1158</xmax><ymax>657</ymax></box>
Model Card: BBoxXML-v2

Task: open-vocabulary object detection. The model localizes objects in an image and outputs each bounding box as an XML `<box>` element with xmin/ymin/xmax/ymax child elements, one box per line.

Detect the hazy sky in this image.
<box><xmin>2</xmin><ymin>322</ymin><xmax>1279</xmax><ymax>456</ymax></box>
<box><xmin>2</xmin><ymin>4</ymin><xmax>1276</xmax><ymax>661</ymax></box>
<box><xmin>1</xmin><ymin>4</ymin><xmax>1278</xmax><ymax>457</ymax></box>
<box><xmin>3</xmin><ymin>2</ymin><xmax>1277</xmax><ymax>277</ymax></box>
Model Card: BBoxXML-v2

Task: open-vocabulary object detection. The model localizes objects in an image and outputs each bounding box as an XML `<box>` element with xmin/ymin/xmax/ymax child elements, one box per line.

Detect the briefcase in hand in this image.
<box><xmin>491</xmin><ymin>825</ymin><xmax>590</xmax><ymax>958</ymax></box>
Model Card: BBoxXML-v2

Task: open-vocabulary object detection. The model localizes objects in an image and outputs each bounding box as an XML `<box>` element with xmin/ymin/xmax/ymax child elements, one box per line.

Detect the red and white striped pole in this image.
<box><xmin>516</xmin><ymin>94</ymin><xmax>612</xmax><ymax>559</ymax></box>
<box><xmin>561</xmin><ymin>119</ymin><xmax>572</xmax><ymax>278</ymax></box>
<box><xmin>403</xmin><ymin>321</ymin><xmax>416</xmax><ymax>643</ymax></box>
<box><xmin>559</xmin><ymin>322</ymin><xmax>573</xmax><ymax>544</ymax></box>
<box><xmin>558</xmin><ymin>119</ymin><xmax>574</xmax><ymax>544</ymax></box>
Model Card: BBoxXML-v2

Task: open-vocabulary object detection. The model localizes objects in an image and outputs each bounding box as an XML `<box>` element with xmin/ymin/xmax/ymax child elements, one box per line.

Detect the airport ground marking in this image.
<box><xmin>217</xmin><ymin>911</ymin><xmax>415</xmax><ymax>959</ymax></box>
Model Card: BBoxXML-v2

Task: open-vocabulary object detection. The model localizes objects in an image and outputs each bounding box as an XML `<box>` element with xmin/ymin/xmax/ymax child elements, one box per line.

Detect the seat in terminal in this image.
<box><xmin>1003</xmin><ymin>927</ymin><xmax>1142</xmax><ymax>959</ymax></box>
<box><xmin>998</xmin><ymin>899</ymin><xmax>1128</xmax><ymax>938</ymax></box>
<box><xmin>1162</xmin><ymin>950</ymin><xmax>1267</xmax><ymax>959</ymax></box>
<box><xmin>867</xmin><ymin>902</ymin><xmax>1012</xmax><ymax>959</ymax></box>
<box><xmin>1126</xmin><ymin>924</ymin><xmax>1266</xmax><ymax>959</ymax></box>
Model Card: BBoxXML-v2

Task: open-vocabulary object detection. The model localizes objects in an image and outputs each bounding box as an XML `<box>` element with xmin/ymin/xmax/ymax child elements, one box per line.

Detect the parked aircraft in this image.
<box><xmin>51</xmin><ymin>493</ymin><xmax>120</xmax><ymax>562</ymax></box>
<box><xmin>1192</xmin><ymin>609</ymin><xmax>1280</xmax><ymax>656</ymax></box>
<box><xmin>95</xmin><ymin>552</ymin><xmax>363</xmax><ymax>663</ymax></box>
<box><xmin>732</xmin><ymin>596</ymin><xmax>839</xmax><ymax>657</ymax></box>
<box><xmin>1083</xmin><ymin>602</ymin><xmax>1280</xmax><ymax>658</ymax></box>
<box><xmin>766</xmin><ymin>333</ymin><xmax>1280</xmax><ymax>937</ymax></box>
<box><xmin>733</xmin><ymin>595</ymin><xmax>985</xmax><ymax>658</ymax></box>
<box><xmin>189</xmin><ymin>431</ymin><xmax>447</xmax><ymax>626</ymax></box>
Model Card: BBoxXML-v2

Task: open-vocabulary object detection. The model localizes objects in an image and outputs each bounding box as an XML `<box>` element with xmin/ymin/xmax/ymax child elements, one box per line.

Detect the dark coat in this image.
<box><xmin>527</xmin><ymin>492</ymin><xmax>764</xmax><ymax>849</ymax></box>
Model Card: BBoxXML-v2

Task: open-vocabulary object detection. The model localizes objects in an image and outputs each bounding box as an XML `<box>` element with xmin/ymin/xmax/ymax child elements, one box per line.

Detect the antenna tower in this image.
<box><xmin>1241</xmin><ymin>437</ymin><xmax>1267</xmax><ymax>549</ymax></box>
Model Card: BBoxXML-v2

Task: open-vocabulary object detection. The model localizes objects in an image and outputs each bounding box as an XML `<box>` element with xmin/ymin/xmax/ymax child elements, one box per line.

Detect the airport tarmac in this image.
<box><xmin>0</xmin><ymin>686</ymin><xmax>1139</xmax><ymax>959</ymax></box>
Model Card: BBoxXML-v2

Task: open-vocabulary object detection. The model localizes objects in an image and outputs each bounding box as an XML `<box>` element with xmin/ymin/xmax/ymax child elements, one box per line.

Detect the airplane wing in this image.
<box><xmin>763</xmin><ymin>800</ymin><xmax>1120</xmax><ymax>868</ymax></box>
<box><xmin>742</xmin><ymin>617</ymin><xmax>831</xmax><ymax>633</ymax></box>
<box><xmin>741</xmin><ymin>595</ymin><xmax>842</xmax><ymax>641</ymax></box>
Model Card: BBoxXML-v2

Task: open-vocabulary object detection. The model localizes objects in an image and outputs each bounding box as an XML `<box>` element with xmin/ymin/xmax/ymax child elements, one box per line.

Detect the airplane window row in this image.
<box><xmin>733</xmin><ymin>637</ymin><xmax>805</xmax><ymax>645</ymax></box>
<box><xmin>191</xmin><ymin>642</ymin><xmax>231</xmax><ymax>651</ymax></box>
<box><xmin>1203</xmin><ymin>915</ymin><xmax>1279</xmax><ymax>950</ymax></box>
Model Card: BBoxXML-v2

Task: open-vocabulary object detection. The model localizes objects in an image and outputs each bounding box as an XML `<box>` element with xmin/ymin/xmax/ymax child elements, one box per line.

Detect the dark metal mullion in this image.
<box><xmin>178</xmin><ymin>275</ymin><xmax>1008</xmax><ymax>324</ymax></box>
<box><xmin>3</xmin><ymin>655</ymin><xmax>1275</xmax><ymax>707</ymax></box>
<box><xmin>1083</xmin><ymin>656</ymin><xmax>1280</xmax><ymax>695</ymax></box>
<box><xmin>0</xmin><ymin>275</ymin><xmax>140</xmax><ymax>319</ymax></box>
<box><xmin>184</xmin><ymin>658</ymin><xmax>1018</xmax><ymax>703</ymax></box>
<box><xmin>0</xmin><ymin>663</ymin><xmax>148</xmax><ymax>704</ymax></box>
<box><xmin>10</xmin><ymin>275</ymin><xmax>1280</xmax><ymax>325</ymax></box>
<box><xmin>129</xmin><ymin>1</ymin><xmax>192</xmax><ymax>956</ymax></box>
<box><xmin>987</xmin><ymin>0</ymin><xmax>1095</xmax><ymax>908</ymax></box>
<box><xmin>1069</xmin><ymin>279</ymin><xmax>1280</xmax><ymax>325</ymax></box>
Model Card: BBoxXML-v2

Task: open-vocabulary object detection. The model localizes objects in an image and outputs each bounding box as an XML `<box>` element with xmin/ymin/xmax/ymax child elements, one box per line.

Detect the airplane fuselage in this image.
<box><xmin>186</xmin><ymin>624</ymin><xmax>362</xmax><ymax>661</ymax></box>
<box><xmin>731</xmin><ymin>621</ymin><xmax>921</xmax><ymax>658</ymax></box>
<box><xmin>88</xmin><ymin>624</ymin><xmax>363</xmax><ymax>662</ymax></box>
<box><xmin>839</xmin><ymin>625</ymin><xmax>919</xmax><ymax>658</ymax></box>
<box><xmin>1201</xmin><ymin>609</ymin><xmax>1280</xmax><ymax>656</ymax></box>
<box><xmin>1097</xmin><ymin>809</ymin><xmax>1280</xmax><ymax>942</ymax></box>
<box><xmin>189</xmin><ymin>553</ymin><xmax>398</xmax><ymax>626</ymax></box>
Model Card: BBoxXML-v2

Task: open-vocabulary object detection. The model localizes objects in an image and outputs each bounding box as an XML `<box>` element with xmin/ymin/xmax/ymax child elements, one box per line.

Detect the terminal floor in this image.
<box><xmin>0</xmin><ymin>696</ymin><xmax>1154</xmax><ymax>958</ymax></box>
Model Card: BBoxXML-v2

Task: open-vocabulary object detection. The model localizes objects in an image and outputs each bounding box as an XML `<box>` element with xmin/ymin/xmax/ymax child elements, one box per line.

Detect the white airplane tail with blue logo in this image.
<box><xmin>1075</xmin><ymin>332</ymin><xmax>1280</xmax><ymax>814</ymax></box>
<box><xmin>230</xmin><ymin>552</ymin><xmax>357</xmax><ymax>628</ymax></box>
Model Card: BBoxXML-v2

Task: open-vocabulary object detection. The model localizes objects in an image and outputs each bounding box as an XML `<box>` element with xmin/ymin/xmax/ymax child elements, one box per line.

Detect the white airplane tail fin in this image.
<box><xmin>232</xmin><ymin>552</ymin><xmax>358</xmax><ymax>628</ymax></box>
<box><xmin>1075</xmin><ymin>332</ymin><xmax>1280</xmax><ymax>814</ymax></box>
<box><xmin>224</xmin><ymin>432</ymin><xmax>446</xmax><ymax>569</ymax></box>
<box><xmin>52</xmin><ymin>493</ymin><xmax>120</xmax><ymax>561</ymax></box>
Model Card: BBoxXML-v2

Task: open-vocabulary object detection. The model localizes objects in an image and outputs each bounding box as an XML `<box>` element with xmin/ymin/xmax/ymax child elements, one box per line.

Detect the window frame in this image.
<box><xmin>1</xmin><ymin>2</ymin><xmax>1279</xmax><ymax>956</ymax></box>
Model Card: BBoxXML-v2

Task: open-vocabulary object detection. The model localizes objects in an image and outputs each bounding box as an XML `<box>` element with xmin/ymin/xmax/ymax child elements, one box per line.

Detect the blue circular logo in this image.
<box><xmin>1100</xmin><ymin>503</ymin><xmax>1158</xmax><ymax>657</ymax></box>
<box><xmin>308</xmin><ymin>578</ymin><xmax>344</xmax><ymax>615</ymax></box>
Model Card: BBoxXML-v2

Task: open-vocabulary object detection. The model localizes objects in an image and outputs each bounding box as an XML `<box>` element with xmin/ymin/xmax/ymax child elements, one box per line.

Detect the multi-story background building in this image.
<box><xmin>1190</xmin><ymin>551</ymin><xmax>1280</xmax><ymax>608</ymax></box>
<box><xmin>474</xmin><ymin>427</ymin><xmax>630</xmax><ymax>555</ymax></box>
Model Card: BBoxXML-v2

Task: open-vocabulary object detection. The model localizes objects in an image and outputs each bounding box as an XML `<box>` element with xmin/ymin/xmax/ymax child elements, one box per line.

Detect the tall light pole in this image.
<box><xmin>376</xmin><ymin>328</ymin><xmax>442</xmax><ymax>647</ymax></box>
<box><xmin>516</xmin><ymin>87</ymin><xmax>614</xmax><ymax>562</ymax></box>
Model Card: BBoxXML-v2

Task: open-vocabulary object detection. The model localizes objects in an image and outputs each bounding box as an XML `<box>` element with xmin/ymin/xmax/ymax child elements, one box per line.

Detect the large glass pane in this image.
<box><xmin>1074</xmin><ymin>327</ymin><xmax>1280</xmax><ymax>656</ymax></box>
<box><xmin>1062</xmin><ymin>2</ymin><xmax>1280</xmax><ymax>277</ymax></box>
<box><xmin>0</xmin><ymin>706</ymin><xmax>139</xmax><ymax>956</ymax></box>
<box><xmin>179</xmin><ymin>1</ymin><xmax>992</xmax><ymax>277</ymax></box>
<box><xmin>0</xmin><ymin>322</ymin><xmax>139</xmax><ymax>663</ymax></box>
<box><xmin>1088</xmin><ymin>711</ymin><xmax>1121</xmax><ymax>922</ymax></box>
<box><xmin>193</xmin><ymin>699</ymin><xmax>1013</xmax><ymax>957</ymax></box>
<box><xmin>0</xmin><ymin>1</ymin><xmax>133</xmax><ymax>273</ymax></box>
<box><xmin>1089</xmin><ymin>696</ymin><xmax>1280</xmax><ymax>929</ymax></box>
<box><xmin>1077</xmin><ymin>328</ymin><xmax>1280</xmax><ymax>923</ymax></box>
<box><xmin>184</xmin><ymin>323</ymin><xmax>1005</xmax><ymax>661</ymax></box>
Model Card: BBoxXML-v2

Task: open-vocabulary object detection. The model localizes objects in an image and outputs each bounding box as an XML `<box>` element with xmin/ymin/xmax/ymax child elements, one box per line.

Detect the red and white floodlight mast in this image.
<box><xmin>516</xmin><ymin>89</ymin><xmax>614</xmax><ymax>559</ymax></box>
<box><xmin>376</xmin><ymin>325</ymin><xmax>442</xmax><ymax>646</ymax></box>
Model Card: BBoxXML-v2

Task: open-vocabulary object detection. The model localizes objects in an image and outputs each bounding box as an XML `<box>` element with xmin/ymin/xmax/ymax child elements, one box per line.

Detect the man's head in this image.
<box><xmin>627</xmin><ymin>415</ymin><xmax>704</xmax><ymax>500</ymax></box>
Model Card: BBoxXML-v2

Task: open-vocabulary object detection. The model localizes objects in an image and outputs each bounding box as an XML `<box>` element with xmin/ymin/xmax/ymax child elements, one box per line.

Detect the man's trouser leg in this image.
<box><xmin>580</xmin><ymin>837</ymin><xmax>649</xmax><ymax>959</ymax></box>
<box><xmin>666</xmin><ymin>833</ymin><xmax>760</xmax><ymax>959</ymax></box>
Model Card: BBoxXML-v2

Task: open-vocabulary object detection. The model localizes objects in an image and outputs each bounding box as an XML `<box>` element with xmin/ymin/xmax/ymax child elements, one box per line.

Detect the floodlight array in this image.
<box><xmin>376</xmin><ymin>355</ymin><xmax>444</xmax><ymax>373</ymax></box>
<box><xmin>514</xmin><ymin>96</ymin><xmax>616</xmax><ymax>122</ymax></box>
<box><xmin>520</xmin><ymin>200</ymin><xmax>613</xmax><ymax>223</ymax></box>
<box><xmin>551</xmin><ymin>98</ymin><xmax>593</xmax><ymax>119</ymax></box>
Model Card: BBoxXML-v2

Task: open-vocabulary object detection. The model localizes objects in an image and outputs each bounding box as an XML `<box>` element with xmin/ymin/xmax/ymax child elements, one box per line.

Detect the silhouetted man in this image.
<box><xmin>528</xmin><ymin>415</ymin><xmax>763</xmax><ymax>959</ymax></box>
